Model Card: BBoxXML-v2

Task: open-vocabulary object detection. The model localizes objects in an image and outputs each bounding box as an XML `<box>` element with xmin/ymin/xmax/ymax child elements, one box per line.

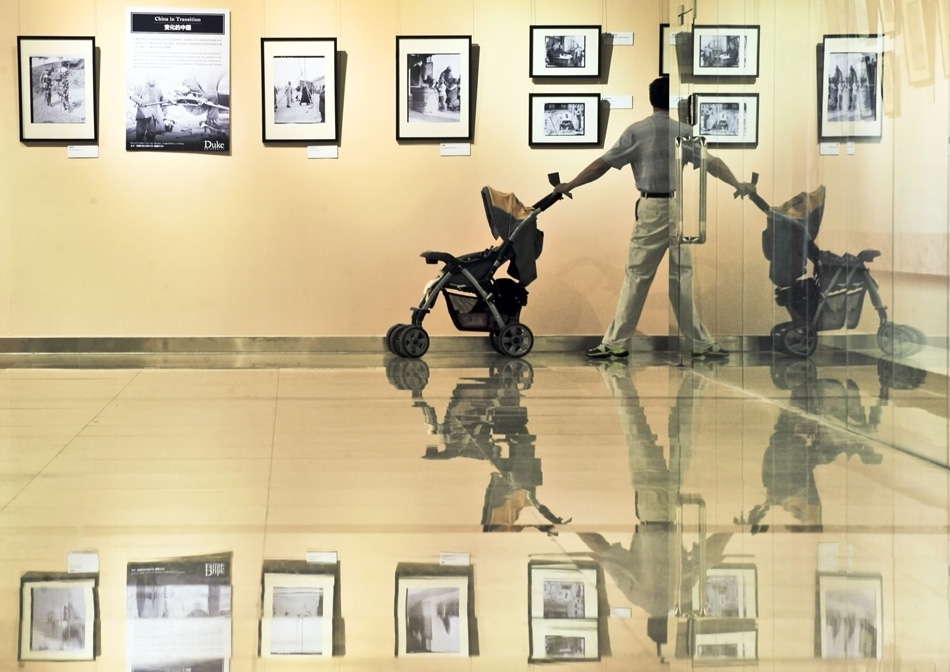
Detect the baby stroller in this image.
<box><xmin>386</xmin><ymin>174</ymin><xmax>570</xmax><ymax>359</ymax></box>
<box><xmin>747</xmin><ymin>173</ymin><xmax>926</xmax><ymax>358</ymax></box>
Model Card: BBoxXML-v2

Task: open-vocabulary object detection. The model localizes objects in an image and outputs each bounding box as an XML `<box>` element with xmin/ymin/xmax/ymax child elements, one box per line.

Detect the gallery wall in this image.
<box><xmin>1</xmin><ymin>0</ymin><xmax>948</xmax><ymax>340</ymax></box>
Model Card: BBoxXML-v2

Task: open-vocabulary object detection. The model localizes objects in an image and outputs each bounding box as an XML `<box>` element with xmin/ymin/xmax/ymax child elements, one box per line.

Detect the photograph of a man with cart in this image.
<box><xmin>553</xmin><ymin>76</ymin><xmax>757</xmax><ymax>359</ymax></box>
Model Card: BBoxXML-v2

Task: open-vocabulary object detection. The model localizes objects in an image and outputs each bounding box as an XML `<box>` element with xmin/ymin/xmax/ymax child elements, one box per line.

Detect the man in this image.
<box><xmin>130</xmin><ymin>77</ymin><xmax>165</xmax><ymax>142</ymax></box>
<box><xmin>554</xmin><ymin>76</ymin><xmax>755</xmax><ymax>359</ymax></box>
<box><xmin>41</xmin><ymin>66</ymin><xmax>54</xmax><ymax>106</ymax></box>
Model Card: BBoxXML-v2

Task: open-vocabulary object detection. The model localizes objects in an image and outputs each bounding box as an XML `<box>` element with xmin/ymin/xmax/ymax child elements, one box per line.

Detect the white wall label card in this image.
<box><xmin>610</xmin><ymin>607</ymin><xmax>632</xmax><ymax>618</ymax></box>
<box><xmin>68</xmin><ymin>551</ymin><xmax>100</xmax><ymax>574</ymax></box>
<box><xmin>818</xmin><ymin>542</ymin><xmax>840</xmax><ymax>571</ymax></box>
<box><xmin>440</xmin><ymin>142</ymin><xmax>471</xmax><ymax>156</ymax></box>
<box><xmin>306</xmin><ymin>551</ymin><xmax>339</xmax><ymax>564</ymax></box>
<box><xmin>439</xmin><ymin>552</ymin><xmax>471</xmax><ymax>566</ymax></box>
<box><xmin>307</xmin><ymin>145</ymin><xmax>338</xmax><ymax>159</ymax></box>
<box><xmin>611</xmin><ymin>32</ymin><xmax>634</xmax><ymax>46</ymax></box>
<box><xmin>67</xmin><ymin>145</ymin><xmax>99</xmax><ymax>159</ymax></box>
<box><xmin>605</xmin><ymin>95</ymin><xmax>633</xmax><ymax>109</ymax></box>
<box><xmin>819</xmin><ymin>142</ymin><xmax>840</xmax><ymax>156</ymax></box>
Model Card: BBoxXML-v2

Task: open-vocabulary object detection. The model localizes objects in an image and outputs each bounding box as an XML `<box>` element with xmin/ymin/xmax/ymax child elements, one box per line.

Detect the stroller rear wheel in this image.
<box><xmin>491</xmin><ymin>323</ymin><xmax>534</xmax><ymax>358</ymax></box>
<box><xmin>395</xmin><ymin>325</ymin><xmax>430</xmax><ymax>358</ymax></box>
<box><xmin>782</xmin><ymin>324</ymin><xmax>818</xmax><ymax>358</ymax></box>
<box><xmin>877</xmin><ymin>322</ymin><xmax>926</xmax><ymax>358</ymax></box>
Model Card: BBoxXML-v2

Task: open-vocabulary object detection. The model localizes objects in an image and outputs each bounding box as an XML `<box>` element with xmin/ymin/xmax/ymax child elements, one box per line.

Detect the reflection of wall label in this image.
<box><xmin>206</xmin><ymin>562</ymin><xmax>226</xmax><ymax>577</ymax></box>
<box><xmin>611</xmin><ymin>32</ymin><xmax>634</xmax><ymax>46</ymax></box>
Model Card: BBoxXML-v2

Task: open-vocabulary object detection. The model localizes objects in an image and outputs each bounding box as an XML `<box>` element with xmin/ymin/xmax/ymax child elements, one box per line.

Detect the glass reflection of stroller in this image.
<box><xmin>386</xmin><ymin>174</ymin><xmax>570</xmax><ymax>359</ymax></box>
<box><xmin>748</xmin><ymin>174</ymin><xmax>926</xmax><ymax>358</ymax></box>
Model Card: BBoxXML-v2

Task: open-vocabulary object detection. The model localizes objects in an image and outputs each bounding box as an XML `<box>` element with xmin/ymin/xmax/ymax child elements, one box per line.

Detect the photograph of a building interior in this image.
<box><xmin>4</xmin><ymin>0</ymin><xmax>950</xmax><ymax>669</ymax></box>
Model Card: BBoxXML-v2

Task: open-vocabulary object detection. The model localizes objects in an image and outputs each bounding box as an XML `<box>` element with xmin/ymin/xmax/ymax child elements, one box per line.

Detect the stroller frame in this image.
<box><xmin>387</xmin><ymin>174</ymin><xmax>569</xmax><ymax>359</ymax></box>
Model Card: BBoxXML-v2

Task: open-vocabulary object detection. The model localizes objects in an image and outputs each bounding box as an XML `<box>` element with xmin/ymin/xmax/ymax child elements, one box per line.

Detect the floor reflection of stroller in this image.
<box><xmin>386</xmin><ymin>174</ymin><xmax>571</xmax><ymax>358</ymax></box>
<box><xmin>748</xmin><ymin>176</ymin><xmax>926</xmax><ymax>358</ymax></box>
<box><xmin>385</xmin><ymin>357</ymin><xmax>570</xmax><ymax>533</ymax></box>
<box><xmin>739</xmin><ymin>359</ymin><xmax>925</xmax><ymax>533</ymax></box>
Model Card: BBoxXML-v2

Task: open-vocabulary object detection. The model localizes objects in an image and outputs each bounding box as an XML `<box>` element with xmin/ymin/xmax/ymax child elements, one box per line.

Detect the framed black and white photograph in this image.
<box><xmin>696</xmin><ymin>565</ymin><xmax>758</xmax><ymax>618</ymax></box>
<box><xmin>693</xmin><ymin>629</ymin><xmax>757</xmax><ymax>661</ymax></box>
<box><xmin>17</xmin><ymin>36</ymin><xmax>96</xmax><ymax>143</ymax></box>
<box><xmin>820</xmin><ymin>35</ymin><xmax>883</xmax><ymax>140</ymax></box>
<box><xmin>529</xmin><ymin>93</ymin><xmax>600</xmax><ymax>147</ymax></box>
<box><xmin>530</xmin><ymin>25</ymin><xmax>602</xmax><ymax>78</ymax></box>
<box><xmin>261</xmin><ymin>38</ymin><xmax>338</xmax><ymax>143</ymax></box>
<box><xmin>817</xmin><ymin>573</ymin><xmax>883</xmax><ymax>659</ymax></box>
<box><xmin>19</xmin><ymin>577</ymin><xmax>96</xmax><ymax>661</ymax></box>
<box><xmin>261</xmin><ymin>572</ymin><xmax>334</xmax><ymax>657</ymax></box>
<box><xmin>692</xmin><ymin>25</ymin><xmax>760</xmax><ymax>77</ymax></box>
<box><xmin>693</xmin><ymin>93</ymin><xmax>759</xmax><ymax>147</ymax></box>
<box><xmin>396</xmin><ymin>36</ymin><xmax>471</xmax><ymax>141</ymax></box>
<box><xmin>660</xmin><ymin>23</ymin><xmax>674</xmax><ymax>75</ymax></box>
<box><xmin>396</xmin><ymin>576</ymin><xmax>469</xmax><ymax>656</ymax></box>
<box><xmin>530</xmin><ymin>621</ymin><xmax>598</xmax><ymax>662</ymax></box>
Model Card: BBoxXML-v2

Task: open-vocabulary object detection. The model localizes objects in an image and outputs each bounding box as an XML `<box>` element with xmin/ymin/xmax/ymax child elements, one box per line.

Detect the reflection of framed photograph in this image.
<box><xmin>692</xmin><ymin>627</ymin><xmax>757</xmax><ymax>661</ymax></box>
<box><xmin>261</xmin><ymin>38</ymin><xmax>337</xmax><ymax>143</ymax></box>
<box><xmin>692</xmin><ymin>93</ymin><xmax>759</xmax><ymax>147</ymax></box>
<box><xmin>530</xmin><ymin>25</ymin><xmax>602</xmax><ymax>78</ymax></box>
<box><xmin>820</xmin><ymin>35</ymin><xmax>884</xmax><ymax>140</ymax></box>
<box><xmin>19</xmin><ymin>577</ymin><xmax>97</xmax><ymax>661</ymax></box>
<box><xmin>261</xmin><ymin>573</ymin><xmax>334</xmax><ymax>658</ymax></box>
<box><xmin>17</xmin><ymin>36</ymin><xmax>97</xmax><ymax>143</ymax></box>
<box><xmin>396</xmin><ymin>576</ymin><xmax>469</xmax><ymax>656</ymax></box>
<box><xmin>396</xmin><ymin>35</ymin><xmax>471</xmax><ymax>141</ymax></box>
<box><xmin>660</xmin><ymin>23</ymin><xmax>674</xmax><ymax>75</ymax></box>
<box><xmin>531</xmin><ymin>620</ymin><xmax>598</xmax><ymax>661</ymax></box>
<box><xmin>902</xmin><ymin>0</ymin><xmax>931</xmax><ymax>83</ymax></box>
<box><xmin>692</xmin><ymin>25</ymin><xmax>759</xmax><ymax>77</ymax></box>
<box><xmin>817</xmin><ymin>573</ymin><xmax>883</xmax><ymax>659</ymax></box>
<box><xmin>529</xmin><ymin>93</ymin><xmax>600</xmax><ymax>147</ymax></box>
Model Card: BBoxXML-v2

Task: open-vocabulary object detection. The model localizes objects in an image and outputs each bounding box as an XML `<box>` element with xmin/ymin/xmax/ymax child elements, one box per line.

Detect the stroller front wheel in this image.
<box><xmin>877</xmin><ymin>323</ymin><xmax>926</xmax><ymax>358</ymax></box>
<box><xmin>396</xmin><ymin>325</ymin><xmax>430</xmax><ymax>358</ymax></box>
<box><xmin>492</xmin><ymin>323</ymin><xmax>534</xmax><ymax>358</ymax></box>
<box><xmin>782</xmin><ymin>325</ymin><xmax>818</xmax><ymax>358</ymax></box>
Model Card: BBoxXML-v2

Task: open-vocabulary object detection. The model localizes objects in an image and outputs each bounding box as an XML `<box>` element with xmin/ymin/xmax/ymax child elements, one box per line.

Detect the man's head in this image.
<box><xmin>649</xmin><ymin>76</ymin><xmax>670</xmax><ymax>110</ymax></box>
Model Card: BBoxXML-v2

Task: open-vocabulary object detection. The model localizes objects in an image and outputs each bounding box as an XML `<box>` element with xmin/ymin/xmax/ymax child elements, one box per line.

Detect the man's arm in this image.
<box><xmin>707</xmin><ymin>152</ymin><xmax>755</xmax><ymax>198</ymax></box>
<box><xmin>554</xmin><ymin>158</ymin><xmax>611</xmax><ymax>194</ymax></box>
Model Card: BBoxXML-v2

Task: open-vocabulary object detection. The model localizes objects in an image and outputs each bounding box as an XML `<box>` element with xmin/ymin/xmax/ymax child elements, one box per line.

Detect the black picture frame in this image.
<box><xmin>529</xmin><ymin>25</ymin><xmax>602</xmax><ymax>79</ymax></box>
<box><xmin>396</xmin><ymin>35</ymin><xmax>473</xmax><ymax>142</ymax></box>
<box><xmin>19</xmin><ymin>572</ymin><xmax>99</xmax><ymax>661</ymax></box>
<box><xmin>528</xmin><ymin>93</ymin><xmax>601</xmax><ymax>147</ymax></box>
<box><xmin>691</xmin><ymin>25</ymin><xmax>760</xmax><ymax>78</ymax></box>
<box><xmin>660</xmin><ymin>23</ymin><xmax>671</xmax><ymax>75</ymax></box>
<box><xmin>17</xmin><ymin>35</ymin><xmax>98</xmax><ymax>143</ymax></box>
<box><xmin>818</xmin><ymin>34</ymin><xmax>884</xmax><ymax>142</ymax></box>
<box><xmin>261</xmin><ymin>37</ymin><xmax>339</xmax><ymax>144</ymax></box>
<box><xmin>692</xmin><ymin>92</ymin><xmax>760</xmax><ymax>148</ymax></box>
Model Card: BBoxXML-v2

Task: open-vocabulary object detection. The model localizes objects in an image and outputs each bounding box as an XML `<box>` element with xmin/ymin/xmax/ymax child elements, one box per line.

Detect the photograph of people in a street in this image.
<box><xmin>543</xmin><ymin>581</ymin><xmax>585</xmax><ymax>618</ymax></box>
<box><xmin>270</xmin><ymin>587</ymin><xmax>323</xmax><ymax>655</ymax></box>
<box><xmin>821</xmin><ymin>584</ymin><xmax>879</xmax><ymax>658</ymax></box>
<box><xmin>545</xmin><ymin>35</ymin><xmax>586</xmax><ymax>68</ymax></box>
<box><xmin>699</xmin><ymin>102</ymin><xmax>741</xmax><ymax>137</ymax></box>
<box><xmin>273</xmin><ymin>56</ymin><xmax>326</xmax><ymax>124</ymax></box>
<box><xmin>826</xmin><ymin>52</ymin><xmax>878</xmax><ymax>122</ymax></box>
<box><xmin>29</xmin><ymin>57</ymin><xmax>85</xmax><ymax>124</ymax></box>
<box><xmin>407</xmin><ymin>53</ymin><xmax>462</xmax><ymax>123</ymax></box>
<box><xmin>405</xmin><ymin>586</ymin><xmax>461</xmax><ymax>654</ymax></box>
<box><xmin>29</xmin><ymin>587</ymin><xmax>86</xmax><ymax>652</ymax></box>
<box><xmin>543</xmin><ymin>102</ymin><xmax>586</xmax><ymax>137</ymax></box>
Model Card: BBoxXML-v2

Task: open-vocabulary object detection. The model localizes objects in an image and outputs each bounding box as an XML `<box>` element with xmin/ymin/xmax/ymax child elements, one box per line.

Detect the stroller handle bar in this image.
<box><xmin>746</xmin><ymin>172</ymin><xmax>772</xmax><ymax>214</ymax></box>
<box><xmin>532</xmin><ymin>172</ymin><xmax>573</xmax><ymax>212</ymax></box>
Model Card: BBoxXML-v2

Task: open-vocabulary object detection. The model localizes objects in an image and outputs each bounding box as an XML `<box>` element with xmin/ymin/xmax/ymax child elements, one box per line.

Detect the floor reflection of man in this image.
<box><xmin>579</xmin><ymin>362</ymin><xmax>732</xmax><ymax>657</ymax></box>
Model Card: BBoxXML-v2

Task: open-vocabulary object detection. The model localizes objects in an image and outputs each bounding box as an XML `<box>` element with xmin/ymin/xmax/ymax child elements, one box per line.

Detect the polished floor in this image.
<box><xmin>1</xmin><ymin>352</ymin><xmax>948</xmax><ymax>669</ymax></box>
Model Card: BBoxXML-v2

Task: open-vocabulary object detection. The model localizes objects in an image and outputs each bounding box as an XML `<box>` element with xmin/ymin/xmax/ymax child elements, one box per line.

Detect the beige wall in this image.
<box><xmin>2</xmin><ymin>0</ymin><xmax>948</xmax><ymax>338</ymax></box>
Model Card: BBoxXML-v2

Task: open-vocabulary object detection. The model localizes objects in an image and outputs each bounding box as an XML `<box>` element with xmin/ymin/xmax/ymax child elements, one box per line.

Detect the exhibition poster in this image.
<box><xmin>126</xmin><ymin>8</ymin><xmax>231</xmax><ymax>152</ymax></box>
<box><xmin>126</xmin><ymin>555</ymin><xmax>232</xmax><ymax>672</ymax></box>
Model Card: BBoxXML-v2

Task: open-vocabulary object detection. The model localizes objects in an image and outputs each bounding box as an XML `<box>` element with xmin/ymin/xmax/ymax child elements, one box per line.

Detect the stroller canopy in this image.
<box><xmin>763</xmin><ymin>185</ymin><xmax>826</xmax><ymax>287</ymax></box>
<box><xmin>481</xmin><ymin>187</ymin><xmax>544</xmax><ymax>286</ymax></box>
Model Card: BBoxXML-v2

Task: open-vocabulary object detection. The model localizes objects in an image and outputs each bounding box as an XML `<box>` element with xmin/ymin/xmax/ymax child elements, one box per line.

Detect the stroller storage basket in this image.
<box><xmin>444</xmin><ymin>290</ymin><xmax>492</xmax><ymax>331</ymax></box>
<box><xmin>816</xmin><ymin>254</ymin><xmax>868</xmax><ymax>331</ymax></box>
